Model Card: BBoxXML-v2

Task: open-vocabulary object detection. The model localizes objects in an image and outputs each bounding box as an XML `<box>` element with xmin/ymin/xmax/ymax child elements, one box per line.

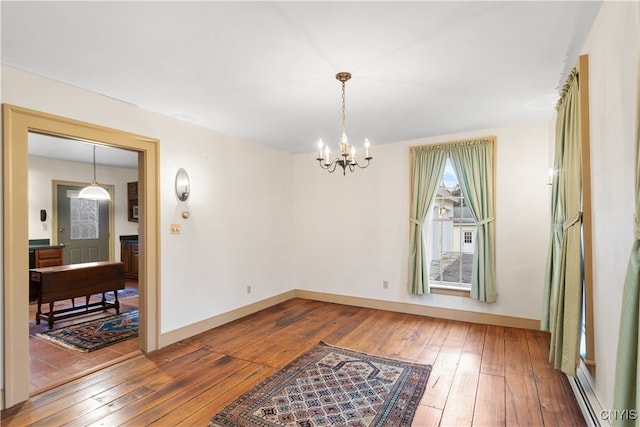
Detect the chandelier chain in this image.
<box><xmin>92</xmin><ymin>145</ymin><xmax>97</xmax><ymax>182</ymax></box>
<box><xmin>341</xmin><ymin>80</ymin><xmax>346</xmax><ymax>137</ymax></box>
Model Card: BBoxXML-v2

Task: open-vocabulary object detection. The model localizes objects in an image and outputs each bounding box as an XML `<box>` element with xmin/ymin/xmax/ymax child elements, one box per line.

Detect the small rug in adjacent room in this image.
<box><xmin>36</xmin><ymin>309</ymin><xmax>138</xmax><ymax>352</ymax></box>
<box><xmin>209</xmin><ymin>341</ymin><xmax>431</xmax><ymax>427</ymax></box>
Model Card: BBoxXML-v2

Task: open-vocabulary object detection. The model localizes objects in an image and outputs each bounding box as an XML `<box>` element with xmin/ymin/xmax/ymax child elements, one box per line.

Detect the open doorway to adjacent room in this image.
<box><xmin>3</xmin><ymin>104</ymin><xmax>160</xmax><ymax>408</ymax></box>
<box><xmin>28</xmin><ymin>134</ymin><xmax>141</xmax><ymax>394</ymax></box>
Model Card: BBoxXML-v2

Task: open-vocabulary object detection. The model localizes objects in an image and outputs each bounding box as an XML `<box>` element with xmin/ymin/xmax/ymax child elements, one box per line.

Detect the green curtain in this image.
<box><xmin>543</xmin><ymin>67</ymin><xmax>583</xmax><ymax>377</ymax></box>
<box><xmin>408</xmin><ymin>147</ymin><xmax>447</xmax><ymax>294</ymax></box>
<box><xmin>542</xmin><ymin>115</ymin><xmax>565</xmax><ymax>331</ymax></box>
<box><xmin>449</xmin><ymin>141</ymin><xmax>496</xmax><ymax>302</ymax></box>
<box><xmin>612</xmin><ymin>33</ymin><xmax>640</xmax><ymax>426</ymax></box>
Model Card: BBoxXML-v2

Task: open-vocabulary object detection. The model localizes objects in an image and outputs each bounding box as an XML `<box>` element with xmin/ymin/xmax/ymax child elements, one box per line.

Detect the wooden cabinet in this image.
<box><xmin>29</xmin><ymin>246</ymin><xmax>63</xmax><ymax>300</ymax></box>
<box><xmin>34</xmin><ymin>247</ymin><xmax>63</xmax><ymax>268</ymax></box>
<box><xmin>128</xmin><ymin>181</ymin><xmax>138</xmax><ymax>222</ymax></box>
<box><xmin>121</xmin><ymin>241</ymin><xmax>139</xmax><ymax>280</ymax></box>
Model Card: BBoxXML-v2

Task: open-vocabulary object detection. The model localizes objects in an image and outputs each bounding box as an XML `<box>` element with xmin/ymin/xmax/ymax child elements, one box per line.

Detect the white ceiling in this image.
<box><xmin>3</xmin><ymin>1</ymin><xmax>601</xmax><ymax>163</ymax></box>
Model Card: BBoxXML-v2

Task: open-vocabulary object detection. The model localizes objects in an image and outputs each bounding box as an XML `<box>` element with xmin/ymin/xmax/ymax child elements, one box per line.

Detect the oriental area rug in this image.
<box><xmin>36</xmin><ymin>309</ymin><xmax>138</xmax><ymax>352</ymax></box>
<box><xmin>209</xmin><ymin>341</ymin><xmax>431</xmax><ymax>427</ymax></box>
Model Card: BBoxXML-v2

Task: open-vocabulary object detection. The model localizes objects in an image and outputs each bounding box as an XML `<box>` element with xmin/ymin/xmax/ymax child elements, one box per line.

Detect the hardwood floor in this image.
<box><xmin>3</xmin><ymin>298</ymin><xmax>585</xmax><ymax>426</ymax></box>
<box><xmin>28</xmin><ymin>282</ymin><xmax>140</xmax><ymax>395</ymax></box>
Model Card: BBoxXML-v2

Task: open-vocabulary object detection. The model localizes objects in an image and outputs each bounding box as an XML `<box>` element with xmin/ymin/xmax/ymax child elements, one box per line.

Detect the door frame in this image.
<box><xmin>52</xmin><ymin>180</ymin><xmax>116</xmax><ymax>262</ymax></box>
<box><xmin>2</xmin><ymin>104</ymin><xmax>160</xmax><ymax>408</ymax></box>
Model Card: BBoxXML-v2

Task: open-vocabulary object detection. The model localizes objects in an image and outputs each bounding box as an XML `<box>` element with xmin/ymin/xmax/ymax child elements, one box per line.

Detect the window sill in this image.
<box><xmin>430</xmin><ymin>286</ymin><xmax>471</xmax><ymax>298</ymax></box>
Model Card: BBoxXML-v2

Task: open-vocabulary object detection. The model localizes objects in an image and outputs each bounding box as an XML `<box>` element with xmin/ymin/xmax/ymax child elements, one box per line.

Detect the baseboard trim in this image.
<box><xmin>294</xmin><ymin>290</ymin><xmax>540</xmax><ymax>330</ymax></box>
<box><xmin>158</xmin><ymin>289</ymin><xmax>540</xmax><ymax>348</ymax></box>
<box><xmin>158</xmin><ymin>290</ymin><xmax>296</xmax><ymax>348</ymax></box>
<box><xmin>568</xmin><ymin>361</ymin><xmax>608</xmax><ymax>427</ymax></box>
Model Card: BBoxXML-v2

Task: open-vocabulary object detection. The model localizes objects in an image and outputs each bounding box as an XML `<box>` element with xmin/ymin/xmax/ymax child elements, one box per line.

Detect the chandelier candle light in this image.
<box><xmin>316</xmin><ymin>72</ymin><xmax>372</xmax><ymax>175</ymax></box>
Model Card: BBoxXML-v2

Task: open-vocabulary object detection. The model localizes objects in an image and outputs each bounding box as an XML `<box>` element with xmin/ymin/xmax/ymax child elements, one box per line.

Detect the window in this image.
<box><xmin>408</xmin><ymin>137</ymin><xmax>496</xmax><ymax>301</ymax></box>
<box><xmin>69</xmin><ymin>192</ymin><xmax>99</xmax><ymax>240</ymax></box>
<box><xmin>429</xmin><ymin>159</ymin><xmax>476</xmax><ymax>291</ymax></box>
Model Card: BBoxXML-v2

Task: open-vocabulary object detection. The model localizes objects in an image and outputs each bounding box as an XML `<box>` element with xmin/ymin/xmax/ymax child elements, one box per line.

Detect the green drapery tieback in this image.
<box><xmin>563</xmin><ymin>212</ymin><xmax>583</xmax><ymax>231</ymax></box>
<box><xmin>410</xmin><ymin>217</ymin><xmax>422</xmax><ymax>226</ymax></box>
<box><xmin>476</xmin><ymin>217</ymin><xmax>495</xmax><ymax>226</ymax></box>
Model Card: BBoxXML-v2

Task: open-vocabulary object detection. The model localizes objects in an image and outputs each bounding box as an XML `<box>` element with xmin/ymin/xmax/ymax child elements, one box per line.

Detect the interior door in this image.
<box><xmin>56</xmin><ymin>184</ymin><xmax>110</xmax><ymax>264</ymax></box>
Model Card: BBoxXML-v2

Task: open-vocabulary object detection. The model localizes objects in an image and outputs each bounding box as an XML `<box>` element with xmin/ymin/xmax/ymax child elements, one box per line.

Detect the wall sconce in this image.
<box><xmin>175</xmin><ymin>168</ymin><xmax>190</xmax><ymax>201</ymax></box>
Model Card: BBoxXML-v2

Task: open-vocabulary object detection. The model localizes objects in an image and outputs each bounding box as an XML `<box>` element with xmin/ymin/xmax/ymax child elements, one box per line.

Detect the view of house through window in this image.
<box><xmin>428</xmin><ymin>158</ymin><xmax>476</xmax><ymax>290</ymax></box>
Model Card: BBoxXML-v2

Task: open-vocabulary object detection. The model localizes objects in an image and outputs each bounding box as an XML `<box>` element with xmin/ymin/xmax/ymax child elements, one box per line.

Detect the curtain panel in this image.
<box><xmin>542</xmin><ymin>67</ymin><xmax>583</xmax><ymax>377</ymax></box>
<box><xmin>542</xmin><ymin>97</ymin><xmax>566</xmax><ymax>332</ymax></box>
<box><xmin>408</xmin><ymin>139</ymin><xmax>495</xmax><ymax>301</ymax></box>
<box><xmin>408</xmin><ymin>147</ymin><xmax>447</xmax><ymax>294</ymax></box>
<box><xmin>449</xmin><ymin>142</ymin><xmax>496</xmax><ymax>302</ymax></box>
<box><xmin>613</xmin><ymin>29</ymin><xmax>640</xmax><ymax>425</ymax></box>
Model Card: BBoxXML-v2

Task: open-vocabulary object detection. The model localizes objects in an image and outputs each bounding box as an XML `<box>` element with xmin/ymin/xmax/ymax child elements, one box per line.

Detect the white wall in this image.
<box><xmin>158</xmin><ymin>123</ymin><xmax>296</xmax><ymax>332</ymax></box>
<box><xmin>293</xmin><ymin>121</ymin><xmax>551</xmax><ymax>320</ymax></box>
<box><xmin>1</xmin><ymin>66</ymin><xmax>296</xmax><ymax>338</ymax></box>
<box><xmin>28</xmin><ymin>156</ymin><xmax>138</xmax><ymax>261</ymax></box>
<box><xmin>580</xmin><ymin>1</ymin><xmax>639</xmax><ymax>411</ymax></box>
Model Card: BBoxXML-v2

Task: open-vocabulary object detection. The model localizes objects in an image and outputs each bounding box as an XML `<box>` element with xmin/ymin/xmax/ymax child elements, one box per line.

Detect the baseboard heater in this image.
<box><xmin>567</xmin><ymin>362</ymin><xmax>609</xmax><ymax>427</ymax></box>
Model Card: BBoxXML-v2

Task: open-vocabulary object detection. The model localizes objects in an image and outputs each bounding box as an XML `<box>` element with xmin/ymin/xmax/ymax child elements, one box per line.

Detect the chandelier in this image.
<box><xmin>316</xmin><ymin>72</ymin><xmax>372</xmax><ymax>175</ymax></box>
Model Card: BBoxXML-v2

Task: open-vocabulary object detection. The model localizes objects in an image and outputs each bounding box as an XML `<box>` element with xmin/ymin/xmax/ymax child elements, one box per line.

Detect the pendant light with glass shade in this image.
<box><xmin>77</xmin><ymin>144</ymin><xmax>111</xmax><ymax>200</ymax></box>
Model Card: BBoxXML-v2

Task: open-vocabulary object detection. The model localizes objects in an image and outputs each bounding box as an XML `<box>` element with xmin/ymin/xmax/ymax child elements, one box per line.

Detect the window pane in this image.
<box><xmin>70</xmin><ymin>197</ymin><xmax>99</xmax><ymax>240</ymax></box>
<box><xmin>429</xmin><ymin>158</ymin><xmax>475</xmax><ymax>290</ymax></box>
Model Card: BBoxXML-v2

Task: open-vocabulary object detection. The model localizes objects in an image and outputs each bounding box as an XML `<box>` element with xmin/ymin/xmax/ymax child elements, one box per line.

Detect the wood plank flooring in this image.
<box><xmin>29</xmin><ymin>284</ymin><xmax>140</xmax><ymax>395</ymax></box>
<box><xmin>3</xmin><ymin>298</ymin><xmax>585</xmax><ymax>426</ymax></box>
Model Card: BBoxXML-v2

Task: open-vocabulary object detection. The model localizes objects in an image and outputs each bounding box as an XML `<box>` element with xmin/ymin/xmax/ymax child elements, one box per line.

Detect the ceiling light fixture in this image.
<box><xmin>316</xmin><ymin>72</ymin><xmax>372</xmax><ymax>175</ymax></box>
<box><xmin>77</xmin><ymin>145</ymin><xmax>111</xmax><ymax>200</ymax></box>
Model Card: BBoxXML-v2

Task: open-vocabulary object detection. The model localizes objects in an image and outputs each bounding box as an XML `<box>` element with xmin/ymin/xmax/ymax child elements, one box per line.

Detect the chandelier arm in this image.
<box><xmin>318</xmin><ymin>156</ymin><xmax>340</xmax><ymax>169</ymax></box>
<box><xmin>353</xmin><ymin>158</ymin><xmax>372</xmax><ymax>169</ymax></box>
<box><xmin>324</xmin><ymin>158</ymin><xmax>339</xmax><ymax>174</ymax></box>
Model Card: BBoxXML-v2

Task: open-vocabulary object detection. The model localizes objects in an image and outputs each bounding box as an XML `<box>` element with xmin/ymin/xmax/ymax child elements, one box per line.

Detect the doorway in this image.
<box><xmin>3</xmin><ymin>104</ymin><xmax>160</xmax><ymax>409</ymax></box>
<box><xmin>27</xmin><ymin>169</ymin><xmax>128</xmax><ymax>393</ymax></box>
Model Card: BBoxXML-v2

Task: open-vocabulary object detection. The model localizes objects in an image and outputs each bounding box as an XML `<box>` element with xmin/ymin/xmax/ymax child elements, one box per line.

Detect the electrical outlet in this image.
<box><xmin>247</xmin><ymin>284</ymin><xmax>252</xmax><ymax>294</ymax></box>
<box><xmin>383</xmin><ymin>280</ymin><xmax>389</xmax><ymax>289</ymax></box>
<box><xmin>170</xmin><ymin>224</ymin><xmax>181</xmax><ymax>234</ymax></box>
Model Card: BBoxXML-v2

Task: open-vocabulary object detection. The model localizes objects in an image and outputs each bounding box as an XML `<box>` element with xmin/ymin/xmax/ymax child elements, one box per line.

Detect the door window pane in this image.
<box><xmin>69</xmin><ymin>195</ymin><xmax>99</xmax><ymax>240</ymax></box>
